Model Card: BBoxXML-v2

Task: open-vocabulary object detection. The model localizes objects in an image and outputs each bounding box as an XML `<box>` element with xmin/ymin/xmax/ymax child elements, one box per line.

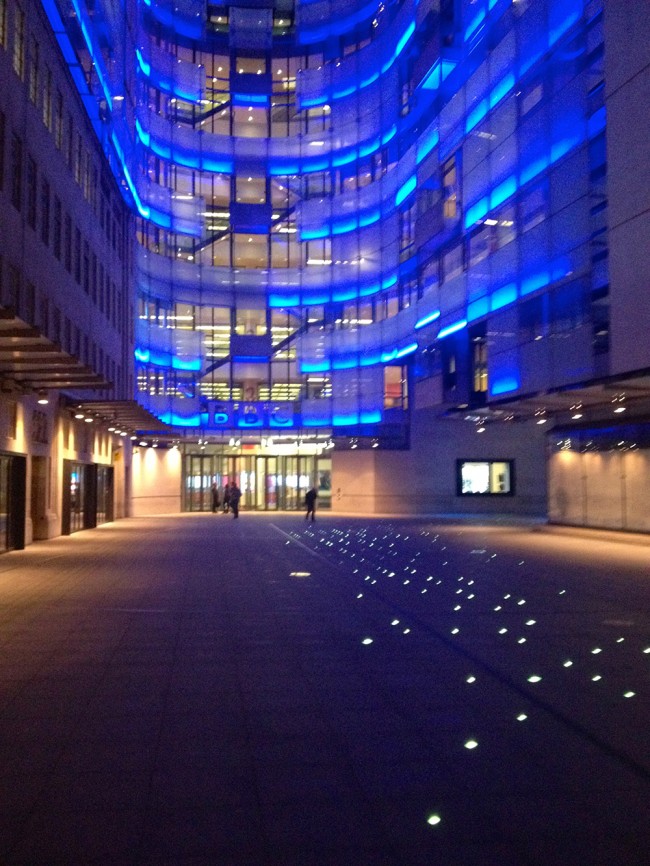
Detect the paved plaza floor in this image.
<box><xmin>0</xmin><ymin>512</ymin><xmax>648</xmax><ymax>865</ymax></box>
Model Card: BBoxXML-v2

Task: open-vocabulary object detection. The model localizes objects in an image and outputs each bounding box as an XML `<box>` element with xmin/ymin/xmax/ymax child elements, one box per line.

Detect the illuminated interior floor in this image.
<box><xmin>0</xmin><ymin>515</ymin><xmax>648</xmax><ymax>864</ymax></box>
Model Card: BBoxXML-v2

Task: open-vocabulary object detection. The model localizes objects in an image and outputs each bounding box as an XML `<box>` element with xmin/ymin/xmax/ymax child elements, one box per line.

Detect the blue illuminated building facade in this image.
<box><xmin>3</xmin><ymin>0</ymin><xmax>650</xmax><ymax>531</ymax></box>
<box><xmin>40</xmin><ymin>0</ymin><xmax>603</xmax><ymax>433</ymax></box>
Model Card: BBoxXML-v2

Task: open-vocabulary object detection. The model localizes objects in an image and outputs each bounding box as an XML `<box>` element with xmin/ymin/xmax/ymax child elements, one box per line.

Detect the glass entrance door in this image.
<box><xmin>182</xmin><ymin>452</ymin><xmax>332</xmax><ymax>512</ymax></box>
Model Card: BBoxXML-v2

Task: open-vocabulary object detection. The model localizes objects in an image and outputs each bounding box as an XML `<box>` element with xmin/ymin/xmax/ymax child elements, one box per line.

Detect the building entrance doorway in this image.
<box><xmin>183</xmin><ymin>453</ymin><xmax>331</xmax><ymax>512</ymax></box>
<box><xmin>0</xmin><ymin>453</ymin><xmax>26</xmax><ymax>552</ymax></box>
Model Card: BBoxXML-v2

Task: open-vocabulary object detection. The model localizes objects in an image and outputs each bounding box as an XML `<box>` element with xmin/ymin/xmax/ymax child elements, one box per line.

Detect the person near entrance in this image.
<box><xmin>229</xmin><ymin>481</ymin><xmax>242</xmax><ymax>518</ymax></box>
<box><xmin>211</xmin><ymin>482</ymin><xmax>220</xmax><ymax>513</ymax></box>
<box><xmin>222</xmin><ymin>483</ymin><xmax>231</xmax><ymax>513</ymax></box>
<box><xmin>305</xmin><ymin>486</ymin><xmax>317</xmax><ymax>521</ymax></box>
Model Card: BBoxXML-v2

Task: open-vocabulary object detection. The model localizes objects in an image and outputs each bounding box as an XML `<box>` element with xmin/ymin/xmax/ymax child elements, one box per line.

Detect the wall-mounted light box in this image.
<box><xmin>456</xmin><ymin>459</ymin><xmax>514</xmax><ymax>496</ymax></box>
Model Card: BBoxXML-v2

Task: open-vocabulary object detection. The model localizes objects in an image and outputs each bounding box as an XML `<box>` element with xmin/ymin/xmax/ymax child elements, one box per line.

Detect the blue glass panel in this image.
<box><xmin>466</xmin><ymin>98</ymin><xmax>489</xmax><ymax>133</ymax></box>
<box><xmin>360</xmin><ymin>411</ymin><xmax>382</xmax><ymax>423</ymax></box>
<box><xmin>359</xmin><ymin>137</ymin><xmax>381</xmax><ymax>157</ymax></box>
<box><xmin>438</xmin><ymin>320</ymin><xmax>467</xmax><ymax>339</ymax></box>
<box><xmin>396</xmin><ymin>342</ymin><xmax>418</xmax><ymax>358</ymax></box>
<box><xmin>490</xmin><ymin>283</ymin><xmax>517</xmax><ymax>311</ymax></box>
<box><xmin>421</xmin><ymin>61</ymin><xmax>441</xmax><ymax>91</ymax></box>
<box><xmin>359</xmin><ymin>352</ymin><xmax>382</xmax><ymax>366</ymax></box>
<box><xmin>467</xmin><ymin>297</ymin><xmax>489</xmax><ymax>321</ymax></box>
<box><xmin>465</xmin><ymin>7</ymin><xmax>486</xmax><ymax>41</ymax></box>
<box><xmin>464</xmin><ymin>198</ymin><xmax>489</xmax><ymax>227</ymax></box>
<box><xmin>520</xmin><ymin>271</ymin><xmax>549</xmax><ymax>296</ymax></box>
<box><xmin>332</xmin><ymin>218</ymin><xmax>359</xmax><ymax>235</ymax></box>
<box><xmin>519</xmin><ymin>155</ymin><xmax>548</xmax><ymax>185</ymax></box>
<box><xmin>394</xmin><ymin>22</ymin><xmax>416</xmax><ymax>58</ymax></box>
<box><xmin>300</xmin><ymin>95</ymin><xmax>328</xmax><ymax>108</ymax></box>
<box><xmin>300</xmin><ymin>360</ymin><xmax>331</xmax><ymax>372</ymax></box>
<box><xmin>490</xmin><ymin>175</ymin><xmax>517</xmax><ymax>210</ymax></box>
<box><xmin>159</xmin><ymin>412</ymin><xmax>202</xmax><ymax>427</ymax></box>
<box><xmin>269</xmin><ymin>294</ymin><xmax>301</xmax><ymax>307</ymax></box>
<box><xmin>332</xmin><ymin>356</ymin><xmax>359</xmax><ymax>369</ymax></box>
<box><xmin>172</xmin><ymin>356</ymin><xmax>202</xmax><ymax>371</ymax></box>
<box><xmin>415</xmin><ymin>310</ymin><xmax>441</xmax><ymax>329</ymax></box>
<box><xmin>331</xmin><ymin>150</ymin><xmax>358</xmax><ymax>167</ymax></box>
<box><xmin>136</xmin><ymin>49</ymin><xmax>151</xmax><ymax>76</ymax></box>
<box><xmin>135</xmin><ymin>119</ymin><xmax>150</xmax><ymax>146</ymax></box>
<box><xmin>549</xmin><ymin>0</ymin><xmax>582</xmax><ymax>46</ymax></box>
<box><xmin>150</xmin><ymin>140</ymin><xmax>172</xmax><ymax>160</ymax></box>
<box><xmin>490</xmin><ymin>375</ymin><xmax>519</xmax><ymax>396</ymax></box>
<box><xmin>203</xmin><ymin>157</ymin><xmax>234</xmax><ymax>174</ymax></box>
<box><xmin>395</xmin><ymin>175</ymin><xmax>416</xmax><ymax>207</ymax></box>
<box><xmin>360</xmin><ymin>72</ymin><xmax>380</xmax><ymax>88</ymax></box>
<box><xmin>232</xmin><ymin>93</ymin><xmax>269</xmax><ymax>106</ymax></box>
<box><xmin>416</xmin><ymin>128</ymin><xmax>439</xmax><ymax>164</ymax></box>
<box><xmin>333</xmin><ymin>86</ymin><xmax>356</xmax><ymax>99</ymax></box>
<box><xmin>332</xmin><ymin>287</ymin><xmax>359</xmax><ymax>301</ymax></box>
<box><xmin>358</xmin><ymin>210</ymin><xmax>381</xmax><ymax>228</ymax></box>
<box><xmin>269</xmin><ymin>162</ymin><xmax>300</xmax><ymax>175</ymax></box>
<box><xmin>588</xmin><ymin>107</ymin><xmax>606</xmax><ymax>137</ymax></box>
<box><xmin>489</xmin><ymin>72</ymin><xmax>515</xmax><ymax>108</ymax></box>
<box><xmin>301</xmin><ymin>226</ymin><xmax>330</xmax><ymax>240</ymax></box>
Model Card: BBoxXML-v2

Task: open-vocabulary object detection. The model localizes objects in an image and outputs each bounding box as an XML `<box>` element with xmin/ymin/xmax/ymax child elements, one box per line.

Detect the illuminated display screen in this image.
<box><xmin>457</xmin><ymin>460</ymin><xmax>514</xmax><ymax>495</ymax></box>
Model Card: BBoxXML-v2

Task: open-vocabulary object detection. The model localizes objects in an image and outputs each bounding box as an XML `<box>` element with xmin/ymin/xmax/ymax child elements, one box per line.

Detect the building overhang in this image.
<box><xmin>0</xmin><ymin>306</ymin><xmax>110</xmax><ymax>393</ymax></box>
<box><xmin>450</xmin><ymin>370</ymin><xmax>650</xmax><ymax>430</ymax></box>
<box><xmin>68</xmin><ymin>400</ymin><xmax>174</xmax><ymax>436</ymax></box>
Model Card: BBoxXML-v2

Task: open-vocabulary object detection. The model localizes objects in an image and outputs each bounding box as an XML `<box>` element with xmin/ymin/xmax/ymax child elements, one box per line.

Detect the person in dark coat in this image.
<box><xmin>229</xmin><ymin>482</ymin><xmax>242</xmax><ymax>518</ymax></box>
<box><xmin>211</xmin><ymin>482</ymin><xmax>220</xmax><ymax>513</ymax></box>
<box><xmin>222</xmin><ymin>483</ymin><xmax>231</xmax><ymax>513</ymax></box>
<box><xmin>305</xmin><ymin>486</ymin><xmax>317</xmax><ymax>521</ymax></box>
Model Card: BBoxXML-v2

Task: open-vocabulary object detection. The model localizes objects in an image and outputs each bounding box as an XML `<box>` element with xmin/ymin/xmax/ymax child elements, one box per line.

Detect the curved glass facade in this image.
<box><xmin>44</xmin><ymin>0</ymin><xmax>606</xmax><ymax>439</ymax></box>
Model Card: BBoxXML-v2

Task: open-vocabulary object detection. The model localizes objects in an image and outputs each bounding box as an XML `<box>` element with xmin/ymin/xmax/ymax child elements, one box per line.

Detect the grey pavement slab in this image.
<box><xmin>0</xmin><ymin>513</ymin><xmax>648</xmax><ymax>865</ymax></box>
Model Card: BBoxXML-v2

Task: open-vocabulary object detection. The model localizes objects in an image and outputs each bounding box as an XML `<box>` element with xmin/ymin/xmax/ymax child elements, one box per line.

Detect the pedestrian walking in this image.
<box><xmin>305</xmin><ymin>486</ymin><xmax>317</xmax><ymax>522</ymax></box>
<box><xmin>229</xmin><ymin>481</ymin><xmax>242</xmax><ymax>518</ymax></box>
<box><xmin>222</xmin><ymin>483</ymin><xmax>231</xmax><ymax>513</ymax></box>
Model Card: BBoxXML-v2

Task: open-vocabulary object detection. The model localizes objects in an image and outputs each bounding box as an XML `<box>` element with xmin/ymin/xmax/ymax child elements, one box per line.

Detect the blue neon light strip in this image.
<box><xmin>135</xmin><ymin>346</ymin><xmax>201</xmax><ymax>371</ymax></box>
<box><xmin>465</xmin><ymin>8</ymin><xmax>486</xmax><ymax>42</ymax></box>
<box><xmin>437</xmin><ymin>320</ymin><xmax>468</xmax><ymax>340</ymax></box>
<box><xmin>466</xmin><ymin>258</ymin><xmax>573</xmax><ymax>323</ymax></box>
<box><xmin>299</xmin><ymin>207</ymin><xmax>380</xmax><ymax>241</ymax></box>
<box><xmin>298</xmin><ymin>0</ymin><xmax>383</xmax><ymax>44</ymax></box>
<box><xmin>464</xmin><ymin>125</ymin><xmax>588</xmax><ymax>229</ymax></box>
<box><xmin>159</xmin><ymin>412</ymin><xmax>204</xmax><ymax>427</ymax></box>
<box><xmin>144</xmin><ymin>0</ymin><xmax>203</xmax><ymax>39</ymax></box>
<box><xmin>299</xmin><ymin>336</ymin><xmax>418</xmax><ymax>373</ymax></box>
<box><xmin>396</xmin><ymin>342</ymin><xmax>418</xmax><ymax>358</ymax></box>
<box><xmin>416</xmin><ymin>128</ymin><xmax>439</xmax><ymax>164</ymax></box>
<box><xmin>232</xmin><ymin>93</ymin><xmax>269</xmax><ymax>106</ymax></box>
<box><xmin>68</xmin><ymin>0</ymin><xmax>111</xmax><ymax>105</ymax></box>
<box><xmin>111</xmin><ymin>134</ymin><xmax>150</xmax><ymax>219</ymax></box>
<box><xmin>465</xmin><ymin>72</ymin><xmax>515</xmax><ymax>134</ymax></box>
<box><xmin>415</xmin><ymin>310</ymin><xmax>441</xmax><ymax>329</ymax></box>
<box><xmin>136</xmin><ymin>49</ymin><xmax>151</xmax><ymax>77</ymax></box>
<box><xmin>299</xmin><ymin>20</ymin><xmax>415</xmax><ymax>109</ymax></box>
<box><xmin>490</xmin><ymin>376</ymin><xmax>520</xmax><ymax>396</ymax></box>
<box><xmin>395</xmin><ymin>175</ymin><xmax>417</xmax><ymax>207</ymax></box>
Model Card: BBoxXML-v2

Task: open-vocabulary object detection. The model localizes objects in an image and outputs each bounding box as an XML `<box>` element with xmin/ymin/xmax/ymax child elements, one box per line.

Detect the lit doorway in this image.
<box><xmin>182</xmin><ymin>452</ymin><xmax>331</xmax><ymax>512</ymax></box>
